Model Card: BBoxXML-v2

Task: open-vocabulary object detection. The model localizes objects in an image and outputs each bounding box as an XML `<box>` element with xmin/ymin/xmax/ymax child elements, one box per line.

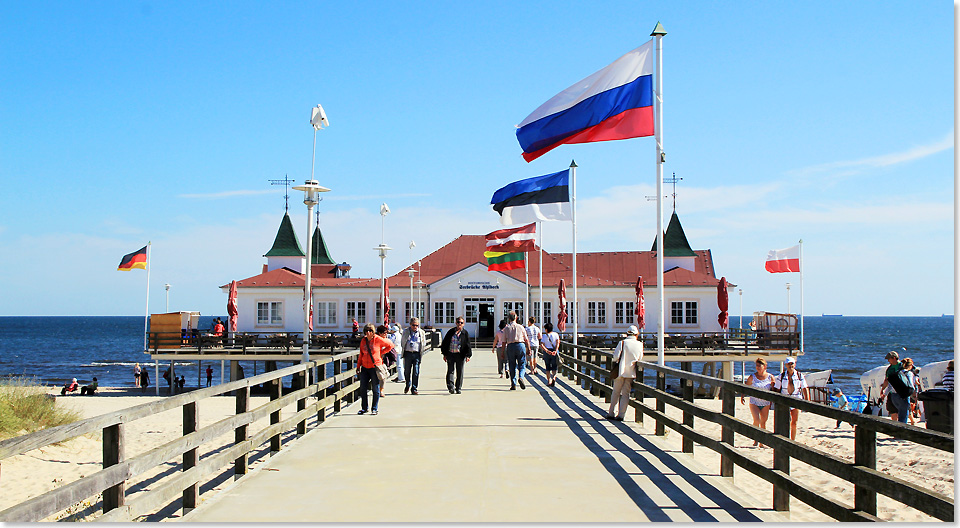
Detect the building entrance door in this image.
<box><xmin>478</xmin><ymin>303</ymin><xmax>495</xmax><ymax>339</ymax></box>
<box><xmin>464</xmin><ymin>302</ymin><xmax>479</xmax><ymax>337</ymax></box>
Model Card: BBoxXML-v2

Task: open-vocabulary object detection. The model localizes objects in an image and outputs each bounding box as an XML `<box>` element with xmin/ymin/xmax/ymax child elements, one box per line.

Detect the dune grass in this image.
<box><xmin>0</xmin><ymin>376</ymin><xmax>82</xmax><ymax>441</ymax></box>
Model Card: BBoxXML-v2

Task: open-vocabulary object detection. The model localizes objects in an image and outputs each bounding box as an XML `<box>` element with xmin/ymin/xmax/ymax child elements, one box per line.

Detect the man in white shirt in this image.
<box><xmin>606</xmin><ymin>325</ymin><xmax>643</xmax><ymax>421</ymax></box>
<box><xmin>525</xmin><ymin>317</ymin><xmax>542</xmax><ymax>374</ymax></box>
<box><xmin>401</xmin><ymin>318</ymin><xmax>426</xmax><ymax>395</ymax></box>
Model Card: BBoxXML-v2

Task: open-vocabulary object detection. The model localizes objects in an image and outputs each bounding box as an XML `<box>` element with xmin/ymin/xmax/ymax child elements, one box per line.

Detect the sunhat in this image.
<box><xmin>784</xmin><ymin>357</ymin><xmax>796</xmax><ymax>365</ymax></box>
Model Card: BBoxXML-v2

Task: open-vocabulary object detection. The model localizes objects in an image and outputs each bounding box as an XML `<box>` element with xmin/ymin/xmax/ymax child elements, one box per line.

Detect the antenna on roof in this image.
<box><xmin>664</xmin><ymin>172</ymin><xmax>682</xmax><ymax>211</ymax></box>
<box><xmin>268</xmin><ymin>174</ymin><xmax>296</xmax><ymax>212</ymax></box>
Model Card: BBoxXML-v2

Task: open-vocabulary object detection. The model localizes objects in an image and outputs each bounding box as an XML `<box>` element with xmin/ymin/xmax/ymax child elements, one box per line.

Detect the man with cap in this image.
<box><xmin>606</xmin><ymin>325</ymin><xmax>643</xmax><ymax>421</ymax></box>
<box><xmin>773</xmin><ymin>356</ymin><xmax>809</xmax><ymax>440</ymax></box>
<box><xmin>879</xmin><ymin>350</ymin><xmax>909</xmax><ymax>423</ymax></box>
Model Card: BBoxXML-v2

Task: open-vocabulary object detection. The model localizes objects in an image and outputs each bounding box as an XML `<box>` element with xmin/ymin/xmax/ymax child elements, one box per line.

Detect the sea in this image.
<box><xmin>0</xmin><ymin>315</ymin><xmax>954</xmax><ymax>397</ymax></box>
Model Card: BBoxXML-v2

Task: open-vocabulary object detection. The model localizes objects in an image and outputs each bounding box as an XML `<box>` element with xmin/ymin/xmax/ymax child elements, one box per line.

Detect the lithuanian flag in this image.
<box><xmin>118</xmin><ymin>246</ymin><xmax>148</xmax><ymax>271</ymax></box>
<box><xmin>485</xmin><ymin>250</ymin><xmax>524</xmax><ymax>272</ymax></box>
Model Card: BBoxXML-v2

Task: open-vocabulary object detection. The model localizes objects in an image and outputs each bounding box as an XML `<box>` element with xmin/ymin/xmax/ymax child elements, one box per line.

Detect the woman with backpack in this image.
<box><xmin>773</xmin><ymin>357</ymin><xmax>809</xmax><ymax>440</ymax></box>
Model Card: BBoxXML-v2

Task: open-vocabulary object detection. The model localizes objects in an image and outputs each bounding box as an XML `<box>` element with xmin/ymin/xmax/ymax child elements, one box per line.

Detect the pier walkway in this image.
<box><xmin>183</xmin><ymin>349</ymin><xmax>803</xmax><ymax>523</ymax></box>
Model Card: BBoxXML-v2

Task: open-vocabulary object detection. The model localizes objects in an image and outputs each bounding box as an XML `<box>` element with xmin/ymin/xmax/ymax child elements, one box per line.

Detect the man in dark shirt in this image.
<box><xmin>440</xmin><ymin>317</ymin><xmax>472</xmax><ymax>394</ymax></box>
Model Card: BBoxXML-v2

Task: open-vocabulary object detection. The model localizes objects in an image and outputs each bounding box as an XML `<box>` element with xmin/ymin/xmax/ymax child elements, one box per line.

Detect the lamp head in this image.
<box><xmin>310</xmin><ymin>104</ymin><xmax>329</xmax><ymax>130</ymax></box>
<box><xmin>292</xmin><ymin>179</ymin><xmax>331</xmax><ymax>205</ymax></box>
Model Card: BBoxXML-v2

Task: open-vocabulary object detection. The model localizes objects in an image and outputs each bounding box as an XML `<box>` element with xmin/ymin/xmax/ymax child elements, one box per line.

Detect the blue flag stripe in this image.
<box><xmin>490</xmin><ymin>169</ymin><xmax>570</xmax><ymax>205</ymax></box>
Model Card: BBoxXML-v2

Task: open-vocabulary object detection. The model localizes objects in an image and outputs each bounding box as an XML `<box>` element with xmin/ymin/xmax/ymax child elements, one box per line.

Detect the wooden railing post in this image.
<box><xmin>270</xmin><ymin>375</ymin><xmax>282</xmax><ymax>452</ymax></box>
<box><xmin>720</xmin><ymin>386</ymin><xmax>735</xmax><ymax>477</ymax></box>
<box><xmin>656</xmin><ymin>371</ymin><xmax>666</xmax><ymax>436</ymax></box>
<box><xmin>333</xmin><ymin>359</ymin><xmax>342</xmax><ymax>414</ymax></box>
<box><xmin>682</xmin><ymin>377</ymin><xmax>694</xmax><ymax>453</ymax></box>
<box><xmin>634</xmin><ymin>366</ymin><xmax>643</xmax><ymax>424</ymax></box>
<box><xmin>102</xmin><ymin>423</ymin><xmax>125</xmax><ymax>513</ymax></box>
<box><xmin>855</xmin><ymin>425</ymin><xmax>878</xmax><ymax>515</ymax></box>
<box><xmin>603</xmin><ymin>354</ymin><xmax>612</xmax><ymax>404</ymax></box>
<box><xmin>296</xmin><ymin>369</ymin><xmax>307</xmax><ymax>437</ymax></box>
<box><xmin>182</xmin><ymin>401</ymin><xmax>198</xmax><ymax>512</ymax></box>
<box><xmin>773</xmin><ymin>399</ymin><xmax>791</xmax><ymax>511</ymax></box>
<box><xmin>317</xmin><ymin>362</ymin><xmax>327</xmax><ymax>424</ymax></box>
<box><xmin>234</xmin><ymin>385</ymin><xmax>250</xmax><ymax>476</ymax></box>
<box><xmin>577</xmin><ymin>348</ymin><xmax>584</xmax><ymax>389</ymax></box>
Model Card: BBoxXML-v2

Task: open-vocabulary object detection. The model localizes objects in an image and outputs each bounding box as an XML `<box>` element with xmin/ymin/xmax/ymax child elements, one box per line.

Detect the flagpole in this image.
<box><xmin>799</xmin><ymin>238</ymin><xmax>804</xmax><ymax>356</ymax></box>
<box><xmin>538</xmin><ymin>221</ymin><xmax>543</xmax><ymax>326</ymax></box>
<box><xmin>652</xmin><ymin>22</ymin><xmax>666</xmax><ymax>366</ymax></box>
<box><xmin>143</xmin><ymin>242</ymin><xmax>151</xmax><ymax>352</ymax></box>
<box><xmin>570</xmin><ymin>160</ymin><xmax>578</xmax><ymax>346</ymax></box>
<box><xmin>524</xmin><ymin>252</ymin><xmax>529</xmax><ymax>322</ymax></box>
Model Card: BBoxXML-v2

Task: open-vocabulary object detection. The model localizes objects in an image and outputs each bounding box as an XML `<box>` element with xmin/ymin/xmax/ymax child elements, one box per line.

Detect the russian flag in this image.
<box><xmin>516</xmin><ymin>39</ymin><xmax>655</xmax><ymax>163</ymax></box>
<box><xmin>765</xmin><ymin>245</ymin><xmax>801</xmax><ymax>273</ymax></box>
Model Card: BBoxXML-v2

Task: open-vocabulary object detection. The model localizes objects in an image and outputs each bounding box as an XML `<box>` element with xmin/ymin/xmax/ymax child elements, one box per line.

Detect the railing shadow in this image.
<box><xmin>527</xmin><ymin>373</ymin><xmax>763</xmax><ymax>522</ymax></box>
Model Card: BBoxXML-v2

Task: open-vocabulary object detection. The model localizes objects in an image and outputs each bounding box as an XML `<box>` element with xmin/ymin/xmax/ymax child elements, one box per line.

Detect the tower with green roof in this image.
<box><xmin>651</xmin><ymin>211</ymin><xmax>697</xmax><ymax>271</ymax></box>
<box><xmin>264</xmin><ymin>212</ymin><xmax>306</xmax><ymax>273</ymax></box>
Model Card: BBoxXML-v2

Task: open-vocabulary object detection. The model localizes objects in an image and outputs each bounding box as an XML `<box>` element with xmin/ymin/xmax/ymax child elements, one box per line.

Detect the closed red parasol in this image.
<box><xmin>557</xmin><ymin>279</ymin><xmax>567</xmax><ymax>332</ymax></box>
<box><xmin>717</xmin><ymin>276</ymin><xmax>729</xmax><ymax>329</ymax></box>
<box><xmin>383</xmin><ymin>283</ymin><xmax>390</xmax><ymax>324</ymax></box>
<box><xmin>635</xmin><ymin>276</ymin><xmax>645</xmax><ymax>330</ymax></box>
<box><xmin>227</xmin><ymin>280</ymin><xmax>239</xmax><ymax>332</ymax></box>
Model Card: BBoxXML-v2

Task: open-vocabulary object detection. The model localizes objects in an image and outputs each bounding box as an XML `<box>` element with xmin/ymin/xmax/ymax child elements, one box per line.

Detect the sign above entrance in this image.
<box><xmin>459</xmin><ymin>281</ymin><xmax>500</xmax><ymax>290</ymax></box>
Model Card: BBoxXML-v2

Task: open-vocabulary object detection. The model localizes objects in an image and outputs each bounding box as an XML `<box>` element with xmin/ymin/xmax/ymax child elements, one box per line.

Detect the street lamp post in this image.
<box><xmin>786</xmin><ymin>283</ymin><xmax>792</xmax><ymax>314</ymax></box>
<box><xmin>416</xmin><ymin>278</ymin><xmax>425</xmax><ymax>323</ymax></box>
<box><xmin>407</xmin><ymin>268</ymin><xmax>415</xmax><ymax>323</ymax></box>
<box><xmin>292</xmin><ymin>178</ymin><xmax>332</xmax><ymax>364</ymax></box>
<box><xmin>738</xmin><ymin>288</ymin><xmax>743</xmax><ymax>329</ymax></box>
<box><xmin>377</xmin><ymin>203</ymin><xmax>391</xmax><ymax>323</ymax></box>
<box><xmin>165</xmin><ymin>284</ymin><xmax>170</xmax><ymax>312</ymax></box>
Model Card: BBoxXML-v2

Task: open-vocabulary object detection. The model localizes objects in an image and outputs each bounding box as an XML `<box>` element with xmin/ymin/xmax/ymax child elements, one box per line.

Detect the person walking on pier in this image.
<box><xmin>879</xmin><ymin>350</ymin><xmax>910</xmax><ymax>423</ymax></box>
<box><xmin>606</xmin><ymin>325</ymin><xmax>643</xmax><ymax>421</ymax></box>
<box><xmin>541</xmin><ymin>322</ymin><xmax>560</xmax><ymax>386</ymax></box>
<box><xmin>440</xmin><ymin>316</ymin><xmax>472</xmax><ymax>394</ymax></box>
<box><xmin>357</xmin><ymin>323</ymin><xmax>391</xmax><ymax>415</ymax></box>
<box><xmin>389</xmin><ymin>322</ymin><xmax>404</xmax><ymax>384</ymax></box>
<box><xmin>525</xmin><ymin>316</ymin><xmax>542</xmax><ymax>374</ymax></box>
<box><xmin>502</xmin><ymin>311</ymin><xmax>531</xmax><ymax>390</ymax></box>
<box><xmin>773</xmin><ymin>357</ymin><xmax>809</xmax><ymax>440</ymax></box>
<box><xmin>402</xmin><ymin>317</ymin><xmax>426</xmax><ymax>395</ymax></box>
<box><xmin>741</xmin><ymin>358</ymin><xmax>775</xmax><ymax>446</ymax></box>
<box><xmin>492</xmin><ymin>319</ymin><xmax>508</xmax><ymax>378</ymax></box>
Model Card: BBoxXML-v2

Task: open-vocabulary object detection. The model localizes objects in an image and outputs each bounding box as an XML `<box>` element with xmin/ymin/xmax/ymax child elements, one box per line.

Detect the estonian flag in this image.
<box><xmin>491</xmin><ymin>169</ymin><xmax>571</xmax><ymax>226</ymax></box>
<box><xmin>516</xmin><ymin>39</ymin><xmax>655</xmax><ymax>163</ymax></box>
<box><xmin>485</xmin><ymin>251</ymin><xmax>525</xmax><ymax>272</ymax></box>
<box><xmin>118</xmin><ymin>246</ymin><xmax>148</xmax><ymax>271</ymax></box>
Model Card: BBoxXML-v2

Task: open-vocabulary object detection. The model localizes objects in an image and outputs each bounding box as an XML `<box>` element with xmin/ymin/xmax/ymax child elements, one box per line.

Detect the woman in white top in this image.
<box><xmin>525</xmin><ymin>317</ymin><xmax>542</xmax><ymax>374</ymax></box>
<box><xmin>740</xmin><ymin>358</ymin><xmax>775</xmax><ymax>447</ymax></box>
<box><xmin>539</xmin><ymin>322</ymin><xmax>560</xmax><ymax>386</ymax></box>
<box><xmin>773</xmin><ymin>357</ymin><xmax>809</xmax><ymax>441</ymax></box>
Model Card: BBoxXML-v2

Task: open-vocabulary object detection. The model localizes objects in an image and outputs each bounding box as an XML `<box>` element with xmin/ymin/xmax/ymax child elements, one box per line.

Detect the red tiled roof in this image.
<box><xmin>227</xmin><ymin>234</ymin><xmax>724</xmax><ymax>289</ymax></box>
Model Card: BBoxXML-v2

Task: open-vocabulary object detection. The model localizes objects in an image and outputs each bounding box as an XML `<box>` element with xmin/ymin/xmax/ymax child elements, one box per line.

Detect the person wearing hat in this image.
<box><xmin>879</xmin><ymin>350</ymin><xmax>909</xmax><ymax>423</ymax></box>
<box><xmin>606</xmin><ymin>325</ymin><xmax>643</xmax><ymax>421</ymax></box>
<box><xmin>773</xmin><ymin>356</ymin><xmax>808</xmax><ymax>440</ymax></box>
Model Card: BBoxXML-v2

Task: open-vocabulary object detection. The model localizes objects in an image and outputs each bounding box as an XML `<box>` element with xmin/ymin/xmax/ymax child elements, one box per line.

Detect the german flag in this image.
<box><xmin>485</xmin><ymin>250</ymin><xmax>524</xmax><ymax>272</ymax></box>
<box><xmin>118</xmin><ymin>246</ymin><xmax>148</xmax><ymax>271</ymax></box>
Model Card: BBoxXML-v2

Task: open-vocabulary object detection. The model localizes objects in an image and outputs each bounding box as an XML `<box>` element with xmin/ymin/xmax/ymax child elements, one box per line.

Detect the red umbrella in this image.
<box><xmin>635</xmin><ymin>276</ymin><xmax>645</xmax><ymax>330</ymax></box>
<box><xmin>227</xmin><ymin>280</ymin><xmax>239</xmax><ymax>332</ymax></box>
<box><xmin>557</xmin><ymin>279</ymin><xmax>567</xmax><ymax>332</ymax></box>
<box><xmin>717</xmin><ymin>276</ymin><xmax>729</xmax><ymax>330</ymax></box>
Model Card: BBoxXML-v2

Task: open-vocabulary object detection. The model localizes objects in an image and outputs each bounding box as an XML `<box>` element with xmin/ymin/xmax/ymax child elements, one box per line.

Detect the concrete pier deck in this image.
<box><xmin>184</xmin><ymin>347</ymin><xmax>802</xmax><ymax>523</ymax></box>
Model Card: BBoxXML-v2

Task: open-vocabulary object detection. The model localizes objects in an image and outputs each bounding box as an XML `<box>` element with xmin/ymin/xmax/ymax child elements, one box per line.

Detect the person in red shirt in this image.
<box><xmin>357</xmin><ymin>323</ymin><xmax>392</xmax><ymax>415</ymax></box>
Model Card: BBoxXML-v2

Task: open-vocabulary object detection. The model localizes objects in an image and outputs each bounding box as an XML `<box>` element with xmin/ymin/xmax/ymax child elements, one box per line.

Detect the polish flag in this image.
<box><xmin>765</xmin><ymin>245</ymin><xmax>800</xmax><ymax>273</ymax></box>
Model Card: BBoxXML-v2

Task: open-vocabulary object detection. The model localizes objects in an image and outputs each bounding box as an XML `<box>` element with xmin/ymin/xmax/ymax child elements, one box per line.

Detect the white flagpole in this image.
<box><xmin>524</xmin><ymin>252</ymin><xmax>529</xmax><ymax>321</ymax></box>
<box><xmin>538</xmin><ymin>221</ymin><xmax>543</xmax><ymax>326</ymax></box>
<box><xmin>652</xmin><ymin>23</ymin><xmax>666</xmax><ymax>366</ymax></box>
<box><xmin>143</xmin><ymin>242</ymin><xmax>151</xmax><ymax>352</ymax></box>
<box><xmin>570</xmin><ymin>160</ymin><xmax>578</xmax><ymax>346</ymax></box>
<box><xmin>799</xmin><ymin>239</ymin><xmax>804</xmax><ymax>355</ymax></box>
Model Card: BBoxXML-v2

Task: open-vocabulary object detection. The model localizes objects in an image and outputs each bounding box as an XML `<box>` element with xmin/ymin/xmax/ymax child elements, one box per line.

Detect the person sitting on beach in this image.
<box><xmin>61</xmin><ymin>378</ymin><xmax>79</xmax><ymax>395</ymax></box>
<box><xmin>81</xmin><ymin>377</ymin><xmax>98</xmax><ymax>395</ymax></box>
<box><xmin>741</xmin><ymin>358</ymin><xmax>775</xmax><ymax>446</ymax></box>
<box><xmin>772</xmin><ymin>357</ymin><xmax>808</xmax><ymax>441</ymax></box>
<box><xmin>940</xmin><ymin>360</ymin><xmax>954</xmax><ymax>391</ymax></box>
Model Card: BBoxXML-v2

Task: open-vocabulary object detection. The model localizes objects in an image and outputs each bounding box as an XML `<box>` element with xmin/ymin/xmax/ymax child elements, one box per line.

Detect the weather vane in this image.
<box><xmin>268</xmin><ymin>175</ymin><xmax>296</xmax><ymax>212</ymax></box>
<box><xmin>664</xmin><ymin>172</ymin><xmax>682</xmax><ymax>211</ymax></box>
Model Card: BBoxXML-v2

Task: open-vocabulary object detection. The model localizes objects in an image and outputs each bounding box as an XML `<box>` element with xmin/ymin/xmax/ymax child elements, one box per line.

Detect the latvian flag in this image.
<box><xmin>765</xmin><ymin>245</ymin><xmax>800</xmax><ymax>273</ymax></box>
<box><xmin>118</xmin><ymin>246</ymin><xmax>148</xmax><ymax>271</ymax></box>
<box><xmin>485</xmin><ymin>223</ymin><xmax>537</xmax><ymax>253</ymax></box>
<box><xmin>485</xmin><ymin>251</ymin><xmax>525</xmax><ymax>272</ymax></box>
<box><xmin>491</xmin><ymin>170</ymin><xmax>570</xmax><ymax>226</ymax></box>
<box><xmin>516</xmin><ymin>39</ymin><xmax>655</xmax><ymax>163</ymax></box>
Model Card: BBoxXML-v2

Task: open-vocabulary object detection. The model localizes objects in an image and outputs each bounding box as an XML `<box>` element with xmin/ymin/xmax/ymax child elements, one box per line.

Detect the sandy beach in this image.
<box><xmin>0</xmin><ymin>383</ymin><xmax>953</xmax><ymax>522</ymax></box>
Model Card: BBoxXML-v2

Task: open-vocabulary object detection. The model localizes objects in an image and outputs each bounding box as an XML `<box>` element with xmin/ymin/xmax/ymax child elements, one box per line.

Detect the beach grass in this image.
<box><xmin>0</xmin><ymin>376</ymin><xmax>81</xmax><ymax>441</ymax></box>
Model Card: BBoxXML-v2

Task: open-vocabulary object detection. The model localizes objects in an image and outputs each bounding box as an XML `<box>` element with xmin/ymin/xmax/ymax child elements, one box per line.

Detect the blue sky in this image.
<box><xmin>0</xmin><ymin>1</ymin><xmax>953</xmax><ymax>316</ymax></box>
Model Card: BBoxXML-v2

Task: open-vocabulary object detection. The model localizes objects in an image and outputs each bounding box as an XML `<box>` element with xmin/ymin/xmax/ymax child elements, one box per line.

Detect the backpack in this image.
<box><xmin>889</xmin><ymin>366</ymin><xmax>916</xmax><ymax>399</ymax></box>
<box><xmin>778</xmin><ymin>370</ymin><xmax>803</xmax><ymax>394</ymax></box>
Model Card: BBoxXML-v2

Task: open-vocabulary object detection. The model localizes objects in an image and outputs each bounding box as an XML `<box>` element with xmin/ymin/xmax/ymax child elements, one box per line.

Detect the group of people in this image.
<box><xmin>355</xmin><ymin>317</ymin><xmax>429</xmax><ymax>415</ymax></box>
<box><xmin>879</xmin><ymin>350</ymin><xmax>954</xmax><ymax>424</ymax></box>
<box><xmin>741</xmin><ymin>356</ymin><xmax>810</xmax><ymax>443</ymax></box>
<box><xmin>491</xmin><ymin>313</ymin><xmax>561</xmax><ymax>391</ymax></box>
<box><xmin>60</xmin><ymin>377</ymin><xmax>98</xmax><ymax>396</ymax></box>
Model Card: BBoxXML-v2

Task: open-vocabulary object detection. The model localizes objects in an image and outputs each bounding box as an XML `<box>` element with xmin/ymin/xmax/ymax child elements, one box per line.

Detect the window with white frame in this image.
<box><xmin>256</xmin><ymin>301</ymin><xmax>283</xmax><ymax>326</ymax></box>
<box><xmin>316</xmin><ymin>301</ymin><xmax>336</xmax><ymax>325</ymax></box>
<box><xmin>375</xmin><ymin>301</ymin><xmax>396</xmax><ymax>323</ymax></box>
<box><xmin>465</xmin><ymin>304</ymin><xmax>478</xmax><ymax>323</ymax></box>
<box><xmin>405</xmin><ymin>301</ymin><xmax>425</xmax><ymax>323</ymax></box>
<box><xmin>503</xmin><ymin>301</ymin><xmax>524</xmax><ymax>321</ymax></box>
<box><xmin>671</xmin><ymin>300</ymin><xmax>698</xmax><ymax>325</ymax></box>
<box><xmin>587</xmin><ymin>301</ymin><xmax>607</xmax><ymax>325</ymax></box>
<box><xmin>346</xmin><ymin>301</ymin><xmax>367</xmax><ymax>324</ymax></box>
<box><xmin>565</xmin><ymin>301</ymin><xmax>579</xmax><ymax>325</ymax></box>
<box><xmin>615</xmin><ymin>301</ymin><xmax>636</xmax><ymax>325</ymax></box>
<box><xmin>533</xmin><ymin>301</ymin><xmax>552</xmax><ymax>325</ymax></box>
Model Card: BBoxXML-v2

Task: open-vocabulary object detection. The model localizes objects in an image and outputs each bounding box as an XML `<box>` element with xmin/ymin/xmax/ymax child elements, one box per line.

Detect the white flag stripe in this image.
<box><xmin>766</xmin><ymin>245</ymin><xmax>800</xmax><ymax>261</ymax></box>
<box><xmin>499</xmin><ymin>202</ymin><xmax>572</xmax><ymax>226</ymax></box>
<box><xmin>486</xmin><ymin>232</ymin><xmax>537</xmax><ymax>247</ymax></box>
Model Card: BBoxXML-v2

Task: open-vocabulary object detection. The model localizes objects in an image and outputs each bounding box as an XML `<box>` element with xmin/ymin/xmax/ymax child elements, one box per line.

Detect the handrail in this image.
<box><xmin>557</xmin><ymin>341</ymin><xmax>953</xmax><ymax>521</ymax></box>
<box><xmin>0</xmin><ymin>344</ymin><xmax>429</xmax><ymax>522</ymax></box>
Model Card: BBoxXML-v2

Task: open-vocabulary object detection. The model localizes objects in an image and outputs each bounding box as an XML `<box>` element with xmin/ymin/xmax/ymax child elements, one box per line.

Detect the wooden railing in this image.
<box><xmin>146</xmin><ymin>331</ymin><xmax>358</xmax><ymax>354</ymax></box>
<box><xmin>0</xmin><ymin>344</ymin><xmax>422</xmax><ymax>522</ymax></box>
<box><xmin>557</xmin><ymin>341</ymin><xmax>953</xmax><ymax>522</ymax></box>
<box><xmin>559</xmin><ymin>330</ymin><xmax>800</xmax><ymax>354</ymax></box>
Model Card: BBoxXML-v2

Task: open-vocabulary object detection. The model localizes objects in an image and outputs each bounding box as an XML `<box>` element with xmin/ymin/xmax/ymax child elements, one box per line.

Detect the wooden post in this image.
<box><xmin>682</xmin><ymin>377</ymin><xmax>694</xmax><ymax>453</ymax></box>
<box><xmin>317</xmin><ymin>362</ymin><xmax>327</xmax><ymax>424</ymax></box>
<box><xmin>234</xmin><ymin>385</ymin><xmax>249</xmax><ymax>476</ymax></box>
<box><xmin>603</xmin><ymin>354</ymin><xmax>612</xmax><ymax>403</ymax></box>
<box><xmin>720</xmin><ymin>386</ymin><xmax>735</xmax><ymax>477</ymax></box>
<box><xmin>635</xmin><ymin>366</ymin><xmax>643</xmax><ymax>424</ymax></box>
<box><xmin>854</xmin><ymin>425</ymin><xmax>878</xmax><ymax>515</ymax></box>
<box><xmin>270</xmin><ymin>374</ymin><xmax>282</xmax><ymax>452</ymax></box>
<box><xmin>773</xmin><ymin>400</ymin><xmax>791</xmax><ymax>511</ymax></box>
<box><xmin>182</xmin><ymin>402</ymin><xmax>198</xmax><ymax>511</ymax></box>
<box><xmin>333</xmin><ymin>359</ymin><xmax>342</xmax><ymax>414</ymax></box>
<box><xmin>102</xmin><ymin>423</ymin><xmax>125</xmax><ymax>512</ymax></box>
<box><xmin>577</xmin><ymin>348</ymin><xmax>584</xmax><ymax>388</ymax></box>
<box><xmin>656</xmin><ymin>371</ymin><xmax>666</xmax><ymax>436</ymax></box>
<box><xmin>296</xmin><ymin>369</ymin><xmax>307</xmax><ymax>436</ymax></box>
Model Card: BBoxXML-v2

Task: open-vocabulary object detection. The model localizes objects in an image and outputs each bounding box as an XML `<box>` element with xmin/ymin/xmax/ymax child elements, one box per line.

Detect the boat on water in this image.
<box><xmin>822</xmin><ymin>314</ymin><xmax>843</xmax><ymax>317</ymax></box>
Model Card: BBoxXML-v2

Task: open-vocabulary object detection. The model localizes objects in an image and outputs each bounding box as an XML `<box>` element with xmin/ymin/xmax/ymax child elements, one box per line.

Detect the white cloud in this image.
<box><xmin>179</xmin><ymin>190</ymin><xmax>277</xmax><ymax>199</ymax></box>
<box><xmin>788</xmin><ymin>131</ymin><xmax>954</xmax><ymax>179</ymax></box>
